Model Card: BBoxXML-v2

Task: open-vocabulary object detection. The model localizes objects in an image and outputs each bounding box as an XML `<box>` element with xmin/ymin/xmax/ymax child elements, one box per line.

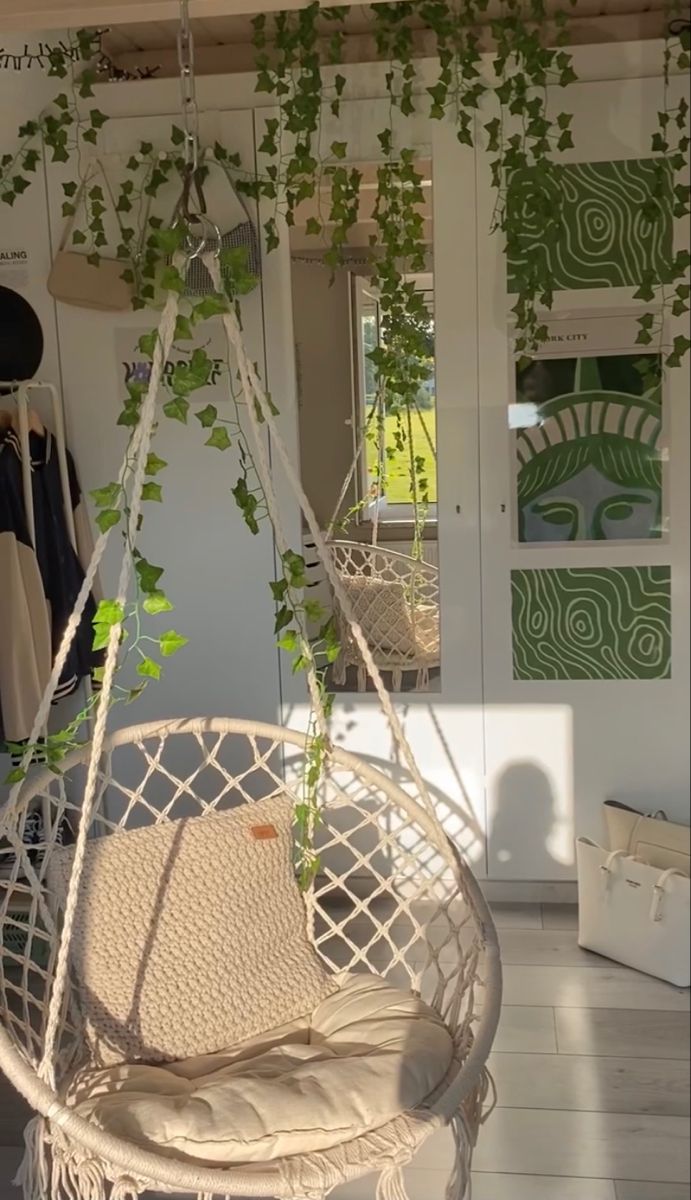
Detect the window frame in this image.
<box><xmin>351</xmin><ymin>273</ymin><xmax>438</xmax><ymax>529</ymax></box>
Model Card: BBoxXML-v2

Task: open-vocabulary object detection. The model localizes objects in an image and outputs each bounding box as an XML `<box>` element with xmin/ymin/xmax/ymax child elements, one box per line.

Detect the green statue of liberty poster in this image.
<box><xmin>514</xmin><ymin>352</ymin><xmax>663</xmax><ymax>543</ymax></box>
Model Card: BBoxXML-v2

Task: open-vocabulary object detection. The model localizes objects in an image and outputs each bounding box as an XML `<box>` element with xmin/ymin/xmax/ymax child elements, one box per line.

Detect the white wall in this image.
<box><xmin>477</xmin><ymin>73</ymin><xmax>691</xmax><ymax>880</ymax></box>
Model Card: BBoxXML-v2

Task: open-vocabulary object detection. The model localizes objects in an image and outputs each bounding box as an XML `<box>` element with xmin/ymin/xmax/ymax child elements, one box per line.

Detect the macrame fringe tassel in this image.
<box><xmin>445</xmin><ymin>1112</ymin><xmax>472</xmax><ymax>1200</ymax></box>
<box><xmin>415</xmin><ymin>667</ymin><xmax>430</xmax><ymax>692</ymax></box>
<box><xmin>52</xmin><ymin>1151</ymin><xmax>109</xmax><ymax>1200</ymax></box>
<box><xmin>464</xmin><ymin>1064</ymin><xmax>496</xmax><ymax>1136</ymax></box>
<box><xmin>376</xmin><ymin>1165</ymin><xmax>410</xmax><ymax>1200</ymax></box>
<box><xmin>111</xmin><ymin>1176</ymin><xmax>144</xmax><ymax>1200</ymax></box>
<box><xmin>445</xmin><ymin>1067</ymin><xmax>496</xmax><ymax>1200</ymax></box>
<box><xmin>15</xmin><ymin>1115</ymin><xmax>50</xmax><ymax>1200</ymax></box>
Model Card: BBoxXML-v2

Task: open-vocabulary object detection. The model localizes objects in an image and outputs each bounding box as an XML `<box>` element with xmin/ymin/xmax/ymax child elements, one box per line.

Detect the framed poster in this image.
<box><xmin>509</xmin><ymin>312</ymin><xmax>666</xmax><ymax>547</ymax></box>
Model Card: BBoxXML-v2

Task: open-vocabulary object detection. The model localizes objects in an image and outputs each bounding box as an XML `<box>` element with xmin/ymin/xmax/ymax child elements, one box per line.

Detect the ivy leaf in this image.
<box><xmin>62</xmin><ymin>180</ymin><xmax>78</xmax><ymax>197</ymax></box>
<box><xmin>137</xmin><ymin>656</ymin><xmax>161</xmax><ymax>680</ymax></box>
<box><xmin>22</xmin><ymin>149</ymin><xmax>40</xmax><ymax>173</ymax></box>
<box><xmin>330</xmin><ymin>140</ymin><xmax>348</xmax><ymax>159</ymax></box>
<box><xmin>4</xmin><ymin>768</ymin><xmax>26</xmax><ymax>784</ymax></box>
<box><xmin>143</xmin><ymin>591</ymin><xmax>174</xmax><ymax>615</ymax></box>
<box><xmin>305</xmin><ymin>217</ymin><xmax>322</xmax><ymax>236</ymax></box>
<box><xmin>153</xmin><ymin>226</ymin><xmax>183</xmax><ymax>255</ymax></box>
<box><xmin>194</xmin><ymin>293</ymin><xmax>229</xmax><ymax>320</ymax></box>
<box><xmin>303</xmin><ymin>599</ymin><xmax>325</xmax><ymax>621</ymax></box>
<box><xmin>136</xmin><ymin>558</ymin><xmax>164</xmax><ymax>593</ymax></box>
<box><xmin>142</xmin><ymin>482</ymin><xmax>163</xmax><ymax>502</ymax></box>
<box><xmin>90</xmin><ymin>109</ymin><xmax>108</xmax><ymax>130</ymax></box>
<box><xmin>668</xmin><ymin>334</ymin><xmax>691</xmax><ymax>368</ymax></box>
<box><xmin>160</xmin><ymin>265</ymin><xmax>185</xmax><ymax>294</ymax></box>
<box><xmin>278</xmin><ymin>630</ymin><xmax>299</xmax><ymax>652</ymax></box>
<box><xmin>171</xmin><ymin>124</ymin><xmax>186</xmax><ymax>145</ymax></box>
<box><xmin>274</xmin><ymin>605</ymin><xmax>293</xmax><ymax>633</ymax></box>
<box><xmin>92</xmin><ymin>599</ymin><xmax>125</xmax><ymax>650</ymax></box>
<box><xmin>174</xmin><ymin>314</ymin><xmax>194</xmax><ymax>340</ymax></box>
<box><xmin>205</xmin><ymin>425</ymin><xmax>232</xmax><ymax>451</ymax></box>
<box><xmin>634</xmin><ymin>279</ymin><xmax>656</xmax><ymax>303</ymax></box>
<box><xmin>145</xmin><ymin>452</ymin><xmax>168</xmax><ymax>476</ymax></box>
<box><xmin>95</xmin><ymin>508</ymin><xmax>121</xmax><ymax>533</ymax></box>
<box><xmin>163</xmin><ymin>396</ymin><xmax>190</xmax><ymax>423</ymax></box>
<box><xmin>159</xmin><ymin>630</ymin><xmax>189</xmax><ymax>657</ymax></box>
<box><xmin>91</xmin><ymin>482</ymin><xmax>121</xmax><ymax>508</ymax></box>
<box><xmin>138</xmin><ymin>331</ymin><xmax>158</xmax><ymax>358</ymax></box>
<box><xmin>195</xmin><ymin>403</ymin><xmax>218</xmax><ymax>428</ymax></box>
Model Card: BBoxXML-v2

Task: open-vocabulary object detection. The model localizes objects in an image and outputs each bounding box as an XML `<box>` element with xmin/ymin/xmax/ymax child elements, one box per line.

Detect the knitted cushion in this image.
<box><xmin>339</xmin><ymin>577</ymin><xmax>413</xmax><ymax>654</ymax></box>
<box><xmin>340</xmin><ymin>578</ymin><xmax>439</xmax><ymax>660</ymax></box>
<box><xmin>48</xmin><ymin>796</ymin><xmax>337</xmax><ymax>1065</ymax></box>
<box><xmin>66</xmin><ymin>973</ymin><xmax>454</xmax><ymax>1165</ymax></box>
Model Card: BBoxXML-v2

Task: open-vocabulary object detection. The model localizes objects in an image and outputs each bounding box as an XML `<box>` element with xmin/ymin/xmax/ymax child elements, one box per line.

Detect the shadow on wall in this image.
<box><xmin>490</xmin><ymin>760</ymin><xmax>562</xmax><ymax>879</ymax></box>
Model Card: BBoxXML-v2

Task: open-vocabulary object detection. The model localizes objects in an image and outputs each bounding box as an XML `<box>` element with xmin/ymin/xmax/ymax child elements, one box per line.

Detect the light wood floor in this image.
<box><xmin>1</xmin><ymin>904</ymin><xmax>688</xmax><ymax>1198</ymax></box>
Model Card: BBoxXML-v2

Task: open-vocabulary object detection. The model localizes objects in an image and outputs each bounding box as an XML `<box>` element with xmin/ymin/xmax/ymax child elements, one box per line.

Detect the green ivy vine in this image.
<box><xmin>635</xmin><ymin>10</ymin><xmax>690</xmax><ymax>366</ymax></box>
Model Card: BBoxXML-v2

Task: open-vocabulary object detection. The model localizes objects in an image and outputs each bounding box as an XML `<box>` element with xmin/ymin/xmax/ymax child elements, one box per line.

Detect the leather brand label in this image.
<box><xmin>250</xmin><ymin>824</ymin><xmax>279</xmax><ymax>841</ymax></box>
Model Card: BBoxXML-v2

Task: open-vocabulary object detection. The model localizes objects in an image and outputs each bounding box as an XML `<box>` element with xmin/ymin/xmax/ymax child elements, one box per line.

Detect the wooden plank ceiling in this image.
<box><xmin>99</xmin><ymin>0</ymin><xmax>677</xmax><ymax>78</ymax></box>
<box><xmin>0</xmin><ymin>0</ymin><xmax>680</xmax><ymax>62</ymax></box>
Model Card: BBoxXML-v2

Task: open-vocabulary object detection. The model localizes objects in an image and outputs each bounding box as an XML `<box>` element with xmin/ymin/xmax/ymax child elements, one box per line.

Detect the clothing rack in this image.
<box><xmin>0</xmin><ymin>379</ymin><xmax>88</xmax><ymax>844</ymax></box>
<box><xmin>0</xmin><ymin>379</ymin><xmax>77</xmax><ymax>553</ymax></box>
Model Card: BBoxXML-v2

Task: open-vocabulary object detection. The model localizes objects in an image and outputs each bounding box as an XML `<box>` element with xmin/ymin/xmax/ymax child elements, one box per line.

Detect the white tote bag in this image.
<box><xmin>603</xmin><ymin>800</ymin><xmax>690</xmax><ymax>873</ymax></box>
<box><xmin>577</xmin><ymin>838</ymin><xmax>690</xmax><ymax>988</ymax></box>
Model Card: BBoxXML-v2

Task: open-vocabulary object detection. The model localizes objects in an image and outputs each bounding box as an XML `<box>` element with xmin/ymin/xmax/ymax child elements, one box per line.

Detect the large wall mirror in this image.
<box><xmin>288</xmin><ymin>156</ymin><xmax>441</xmax><ymax>694</ymax></box>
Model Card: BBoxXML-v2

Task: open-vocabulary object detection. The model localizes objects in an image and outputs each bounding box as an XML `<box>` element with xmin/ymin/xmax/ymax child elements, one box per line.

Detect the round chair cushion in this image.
<box><xmin>66</xmin><ymin>973</ymin><xmax>454</xmax><ymax>1166</ymax></box>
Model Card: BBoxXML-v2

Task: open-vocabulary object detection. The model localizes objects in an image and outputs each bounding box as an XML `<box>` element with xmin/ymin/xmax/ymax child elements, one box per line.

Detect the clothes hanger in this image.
<box><xmin>0</xmin><ymin>384</ymin><xmax>45</xmax><ymax>436</ymax></box>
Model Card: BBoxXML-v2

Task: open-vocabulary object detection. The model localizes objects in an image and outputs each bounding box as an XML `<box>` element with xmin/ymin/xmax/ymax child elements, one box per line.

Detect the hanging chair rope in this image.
<box><xmin>37</xmin><ymin>278</ymin><xmax>184</xmax><ymax>1088</ymax></box>
<box><xmin>206</xmin><ymin>255</ymin><xmax>440</xmax><ymax>827</ymax></box>
<box><xmin>326</xmin><ymin>396</ymin><xmax>379</xmax><ymax>540</ymax></box>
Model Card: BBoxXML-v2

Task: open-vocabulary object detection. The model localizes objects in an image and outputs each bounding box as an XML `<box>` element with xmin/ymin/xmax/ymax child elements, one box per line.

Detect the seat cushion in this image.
<box><xmin>48</xmin><ymin>796</ymin><xmax>337</xmax><ymax>1065</ymax></box>
<box><xmin>66</xmin><ymin>973</ymin><xmax>454</xmax><ymax>1165</ymax></box>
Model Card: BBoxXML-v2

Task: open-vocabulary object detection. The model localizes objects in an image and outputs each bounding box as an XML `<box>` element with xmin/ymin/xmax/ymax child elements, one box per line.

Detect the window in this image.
<box><xmin>353</xmin><ymin>276</ymin><xmax>437</xmax><ymax>523</ymax></box>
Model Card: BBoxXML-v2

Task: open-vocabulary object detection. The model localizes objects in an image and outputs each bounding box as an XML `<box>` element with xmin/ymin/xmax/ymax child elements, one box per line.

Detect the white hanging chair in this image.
<box><xmin>328</xmin><ymin>541</ymin><xmax>440</xmax><ymax>692</ymax></box>
<box><xmin>324</xmin><ymin>355</ymin><xmax>440</xmax><ymax>693</ymax></box>
<box><xmin>0</xmin><ymin>230</ymin><xmax>500</xmax><ymax>1195</ymax></box>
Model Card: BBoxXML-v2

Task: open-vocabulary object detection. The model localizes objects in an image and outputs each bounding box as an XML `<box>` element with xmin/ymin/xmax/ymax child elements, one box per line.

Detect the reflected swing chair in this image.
<box><xmin>326</xmin><ymin>372</ymin><xmax>441</xmax><ymax>693</ymax></box>
<box><xmin>0</xmin><ymin>12</ymin><xmax>500</xmax><ymax>1199</ymax></box>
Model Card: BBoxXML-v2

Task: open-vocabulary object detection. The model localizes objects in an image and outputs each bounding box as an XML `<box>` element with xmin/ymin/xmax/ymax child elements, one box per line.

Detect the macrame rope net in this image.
<box><xmin>0</xmin><ymin>255</ymin><xmax>501</xmax><ymax>1200</ymax></box>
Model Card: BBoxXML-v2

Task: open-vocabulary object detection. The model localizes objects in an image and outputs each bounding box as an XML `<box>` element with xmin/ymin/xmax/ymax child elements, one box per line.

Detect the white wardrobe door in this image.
<box><xmin>478</xmin><ymin>74</ymin><xmax>690</xmax><ymax>880</ymax></box>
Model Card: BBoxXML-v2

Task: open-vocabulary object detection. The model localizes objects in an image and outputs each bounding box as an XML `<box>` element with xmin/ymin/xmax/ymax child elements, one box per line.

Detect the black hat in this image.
<box><xmin>0</xmin><ymin>284</ymin><xmax>44</xmax><ymax>392</ymax></box>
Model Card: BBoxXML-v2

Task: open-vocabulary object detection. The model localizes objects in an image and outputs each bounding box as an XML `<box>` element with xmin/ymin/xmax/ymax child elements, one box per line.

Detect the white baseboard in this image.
<box><xmin>479</xmin><ymin>879</ymin><xmax>578</xmax><ymax>905</ymax></box>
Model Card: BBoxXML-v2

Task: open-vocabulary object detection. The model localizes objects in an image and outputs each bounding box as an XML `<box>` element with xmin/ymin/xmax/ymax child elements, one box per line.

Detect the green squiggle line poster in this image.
<box><xmin>512</xmin><ymin>566</ymin><xmax>671</xmax><ymax>681</ymax></box>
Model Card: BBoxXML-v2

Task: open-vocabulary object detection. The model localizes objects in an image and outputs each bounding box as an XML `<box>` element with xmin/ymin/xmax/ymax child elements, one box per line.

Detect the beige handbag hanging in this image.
<box><xmin>604</xmin><ymin>800</ymin><xmax>690</xmax><ymax>874</ymax></box>
<box><xmin>47</xmin><ymin>175</ymin><xmax>133</xmax><ymax>312</ymax></box>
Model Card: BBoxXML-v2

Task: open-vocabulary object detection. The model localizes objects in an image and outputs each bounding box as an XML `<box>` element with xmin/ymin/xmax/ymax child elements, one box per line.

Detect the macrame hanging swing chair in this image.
<box><xmin>325</xmin><ymin>355</ymin><xmax>441</xmax><ymax>693</ymax></box>
<box><xmin>0</xmin><ymin>14</ymin><xmax>501</xmax><ymax>1198</ymax></box>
